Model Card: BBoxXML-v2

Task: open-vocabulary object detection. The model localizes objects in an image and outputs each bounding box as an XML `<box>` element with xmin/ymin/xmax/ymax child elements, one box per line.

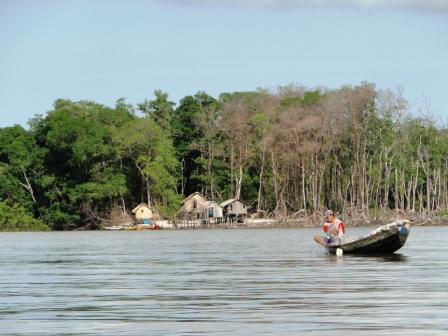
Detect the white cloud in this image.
<box><xmin>160</xmin><ymin>0</ymin><xmax>448</xmax><ymax>12</ymax></box>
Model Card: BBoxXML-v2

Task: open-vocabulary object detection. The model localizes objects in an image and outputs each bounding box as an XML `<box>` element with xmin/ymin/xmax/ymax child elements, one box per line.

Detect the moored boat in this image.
<box><xmin>103</xmin><ymin>224</ymin><xmax>162</xmax><ymax>230</ymax></box>
<box><xmin>135</xmin><ymin>223</ymin><xmax>161</xmax><ymax>230</ymax></box>
<box><xmin>316</xmin><ymin>219</ymin><xmax>411</xmax><ymax>254</ymax></box>
<box><xmin>104</xmin><ymin>225</ymin><xmax>125</xmax><ymax>230</ymax></box>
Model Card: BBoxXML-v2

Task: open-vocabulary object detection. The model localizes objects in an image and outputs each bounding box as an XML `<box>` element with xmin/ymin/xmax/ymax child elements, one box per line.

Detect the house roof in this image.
<box><xmin>207</xmin><ymin>201</ymin><xmax>223</xmax><ymax>208</ymax></box>
<box><xmin>181</xmin><ymin>192</ymin><xmax>207</xmax><ymax>205</ymax></box>
<box><xmin>132</xmin><ymin>203</ymin><xmax>151</xmax><ymax>213</ymax></box>
<box><xmin>220</xmin><ymin>199</ymin><xmax>236</xmax><ymax>207</ymax></box>
<box><xmin>220</xmin><ymin>199</ymin><xmax>246</xmax><ymax>207</ymax></box>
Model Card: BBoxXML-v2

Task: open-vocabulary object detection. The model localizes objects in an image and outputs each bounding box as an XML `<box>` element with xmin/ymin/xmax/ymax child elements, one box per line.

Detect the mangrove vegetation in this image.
<box><xmin>1</xmin><ymin>83</ymin><xmax>447</xmax><ymax>230</ymax></box>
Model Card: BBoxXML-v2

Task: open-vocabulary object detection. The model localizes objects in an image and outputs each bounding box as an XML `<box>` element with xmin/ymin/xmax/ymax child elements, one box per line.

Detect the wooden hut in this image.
<box><xmin>177</xmin><ymin>192</ymin><xmax>209</xmax><ymax>220</ymax></box>
<box><xmin>204</xmin><ymin>201</ymin><xmax>224</xmax><ymax>224</ymax></box>
<box><xmin>132</xmin><ymin>203</ymin><xmax>154</xmax><ymax>224</ymax></box>
<box><xmin>220</xmin><ymin>199</ymin><xmax>248</xmax><ymax>223</ymax></box>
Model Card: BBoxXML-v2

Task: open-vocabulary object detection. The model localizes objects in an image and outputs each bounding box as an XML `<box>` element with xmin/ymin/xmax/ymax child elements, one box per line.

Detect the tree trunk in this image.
<box><xmin>235</xmin><ymin>164</ymin><xmax>243</xmax><ymax>200</ymax></box>
<box><xmin>257</xmin><ymin>144</ymin><xmax>266</xmax><ymax>211</ymax></box>
<box><xmin>146</xmin><ymin>177</ymin><xmax>151</xmax><ymax>207</ymax></box>
<box><xmin>301</xmin><ymin>157</ymin><xmax>306</xmax><ymax>211</ymax></box>
<box><xmin>20</xmin><ymin>168</ymin><xmax>36</xmax><ymax>203</ymax></box>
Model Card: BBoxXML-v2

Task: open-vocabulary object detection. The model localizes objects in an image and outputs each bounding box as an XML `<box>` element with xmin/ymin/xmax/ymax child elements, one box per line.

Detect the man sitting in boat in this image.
<box><xmin>314</xmin><ymin>210</ymin><xmax>345</xmax><ymax>245</ymax></box>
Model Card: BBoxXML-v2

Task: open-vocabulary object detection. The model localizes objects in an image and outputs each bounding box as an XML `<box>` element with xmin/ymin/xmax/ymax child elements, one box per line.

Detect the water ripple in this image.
<box><xmin>0</xmin><ymin>227</ymin><xmax>447</xmax><ymax>335</ymax></box>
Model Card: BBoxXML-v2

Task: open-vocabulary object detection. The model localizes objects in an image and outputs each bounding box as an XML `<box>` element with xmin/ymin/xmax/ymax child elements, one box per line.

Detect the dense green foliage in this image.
<box><xmin>0</xmin><ymin>83</ymin><xmax>447</xmax><ymax>230</ymax></box>
<box><xmin>0</xmin><ymin>201</ymin><xmax>49</xmax><ymax>231</ymax></box>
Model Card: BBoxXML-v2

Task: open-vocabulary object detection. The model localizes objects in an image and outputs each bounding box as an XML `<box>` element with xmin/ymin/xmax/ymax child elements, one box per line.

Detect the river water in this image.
<box><xmin>0</xmin><ymin>226</ymin><xmax>447</xmax><ymax>335</ymax></box>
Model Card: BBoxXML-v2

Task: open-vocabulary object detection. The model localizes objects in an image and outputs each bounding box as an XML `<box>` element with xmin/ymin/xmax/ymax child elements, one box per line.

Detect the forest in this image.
<box><xmin>1</xmin><ymin>82</ymin><xmax>447</xmax><ymax>231</ymax></box>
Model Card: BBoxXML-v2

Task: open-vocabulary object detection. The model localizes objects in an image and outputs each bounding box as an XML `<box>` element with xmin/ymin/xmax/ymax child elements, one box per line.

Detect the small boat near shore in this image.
<box><xmin>103</xmin><ymin>224</ymin><xmax>161</xmax><ymax>231</ymax></box>
<box><xmin>104</xmin><ymin>225</ymin><xmax>126</xmax><ymax>230</ymax></box>
<box><xmin>316</xmin><ymin>219</ymin><xmax>411</xmax><ymax>254</ymax></box>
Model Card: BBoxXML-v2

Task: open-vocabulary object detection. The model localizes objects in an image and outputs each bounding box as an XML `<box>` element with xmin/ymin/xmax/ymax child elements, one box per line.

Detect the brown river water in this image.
<box><xmin>0</xmin><ymin>226</ymin><xmax>447</xmax><ymax>335</ymax></box>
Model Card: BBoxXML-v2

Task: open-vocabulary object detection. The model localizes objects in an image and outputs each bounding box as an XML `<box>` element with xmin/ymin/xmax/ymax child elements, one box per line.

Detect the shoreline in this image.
<box><xmin>171</xmin><ymin>213</ymin><xmax>448</xmax><ymax>230</ymax></box>
<box><xmin>173</xmin><ymin>211</ymin><xmax>448</xmax><ymax>230</ymax></box>
<box><xmin>2</xmin><ymin>213</ymin><xmax>448</xmax><ymax>232</ymax></box>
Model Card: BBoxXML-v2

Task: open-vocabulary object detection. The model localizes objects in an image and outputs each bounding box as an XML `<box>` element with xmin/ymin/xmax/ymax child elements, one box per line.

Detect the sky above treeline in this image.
<box><xmin>0</xmin><ymin>0</ymin><xmax>447</xmax><ymax>127</ymax></box>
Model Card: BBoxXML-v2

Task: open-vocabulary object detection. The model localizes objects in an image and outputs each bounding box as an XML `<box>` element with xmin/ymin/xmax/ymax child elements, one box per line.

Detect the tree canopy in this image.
<box><xmin>1</xmin><ymin>84</ymin><xmax>447</xmax><ymax>230</ymax></box>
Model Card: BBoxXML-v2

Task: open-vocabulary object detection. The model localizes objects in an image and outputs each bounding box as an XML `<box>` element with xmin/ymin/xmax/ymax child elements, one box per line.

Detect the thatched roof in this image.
<box><xmin>181</xmin><ymin>192</ymin><xmax>207</xmax><ymax>205</ymax></box>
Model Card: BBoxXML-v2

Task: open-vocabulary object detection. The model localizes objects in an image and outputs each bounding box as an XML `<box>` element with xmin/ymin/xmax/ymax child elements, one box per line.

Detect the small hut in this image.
<box><xmin>132</xmin><ymin>203</ymin><xmax>154</xmax><ymax>224</ymax></box>
<box><xmin>204</xmin><ymin>201</ymin><xmax>224</xmax><ymax>224</ymax></box>
<box><xmin>177</xmin><ymin>192</ymin><xmax>209</xmax><ymax>221</ymax></box>
<box><xmin>220</xmin><ymin>199</ymin><xmax>248</xmax><ymax>223</ymax></box>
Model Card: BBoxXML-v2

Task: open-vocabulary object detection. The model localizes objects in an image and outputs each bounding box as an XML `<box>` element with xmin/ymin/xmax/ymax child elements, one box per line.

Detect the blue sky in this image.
<box><xmin>1</xmin><ymin>0</ymin><xmax>447</xmax><ymax>127</ymax></box>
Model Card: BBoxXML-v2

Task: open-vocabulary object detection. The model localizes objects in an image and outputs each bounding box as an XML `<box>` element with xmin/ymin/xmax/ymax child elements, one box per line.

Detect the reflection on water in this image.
<box><xmin>322</xmin><ymin>252</ymin><xmax>409</xmax><ymax>264</ymax></box>
<box><xmin>0</xmin><ymin>227</ymin><xmax>447</xmax><ymax>336</ymax></box>
<box><xmin>351</xmin><ymin>253</ymin><xmax>409</xmax><ymax>262</ymax></box>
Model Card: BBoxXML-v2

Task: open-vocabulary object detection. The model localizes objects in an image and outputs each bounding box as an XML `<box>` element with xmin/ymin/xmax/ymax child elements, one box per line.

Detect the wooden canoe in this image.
<box><xmin>316</xmin><ymin>219</ymin><xmax>411</xmax><ymax>254</ymax></box>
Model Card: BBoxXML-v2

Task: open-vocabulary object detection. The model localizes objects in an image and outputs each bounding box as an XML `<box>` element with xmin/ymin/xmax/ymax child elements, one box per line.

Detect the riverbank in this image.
<box><xmin>242</xmin><ymin>211</ymin><xmax>448</xmax><ymax>228</ymax></box>
<box><xmin>171</xmin><ymin>210</ymin><xmax>448</xmax><ymax>230</ymax></box>
<box><xmin>3</xmin><ymin>211</ymin><xmax>448</xmax><ymax>232</ymax></box>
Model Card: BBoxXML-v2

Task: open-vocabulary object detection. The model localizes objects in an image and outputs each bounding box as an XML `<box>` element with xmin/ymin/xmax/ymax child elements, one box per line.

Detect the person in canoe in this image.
<box><xmin>314</xmin><ymin>209</ymin><xmax>346</xmax><ymax>246</ymax></box>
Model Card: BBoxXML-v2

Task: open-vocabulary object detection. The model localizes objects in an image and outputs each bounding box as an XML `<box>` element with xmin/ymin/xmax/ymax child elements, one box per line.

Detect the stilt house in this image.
<box><xmin>220</xmin><ymin>199</ymin><xmax>248</xmax><ymax>223</ymax></box>
<box><xmin>205</xmin><ymin>201</ymin><xmax>224</xmax><ymax>224</ymax></box>
<box><xmin>177</xmin><ymin>192</ymin><xmax>210</xmax><ymax>220</ymax></box>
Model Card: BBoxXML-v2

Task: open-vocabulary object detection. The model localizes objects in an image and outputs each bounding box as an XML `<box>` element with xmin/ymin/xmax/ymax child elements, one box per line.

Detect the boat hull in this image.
<box><xmin>321</xmin><ymin>220</ymin><xmax>411</xmax><ymax>255</ymax></box>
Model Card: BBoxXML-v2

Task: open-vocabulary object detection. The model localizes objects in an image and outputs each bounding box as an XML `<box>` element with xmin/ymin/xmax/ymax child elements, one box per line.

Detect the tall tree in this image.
<box><xmin>138</xmin><ymin>90</ymin><xmax>175</xmax><ymax>131</ymax></box>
